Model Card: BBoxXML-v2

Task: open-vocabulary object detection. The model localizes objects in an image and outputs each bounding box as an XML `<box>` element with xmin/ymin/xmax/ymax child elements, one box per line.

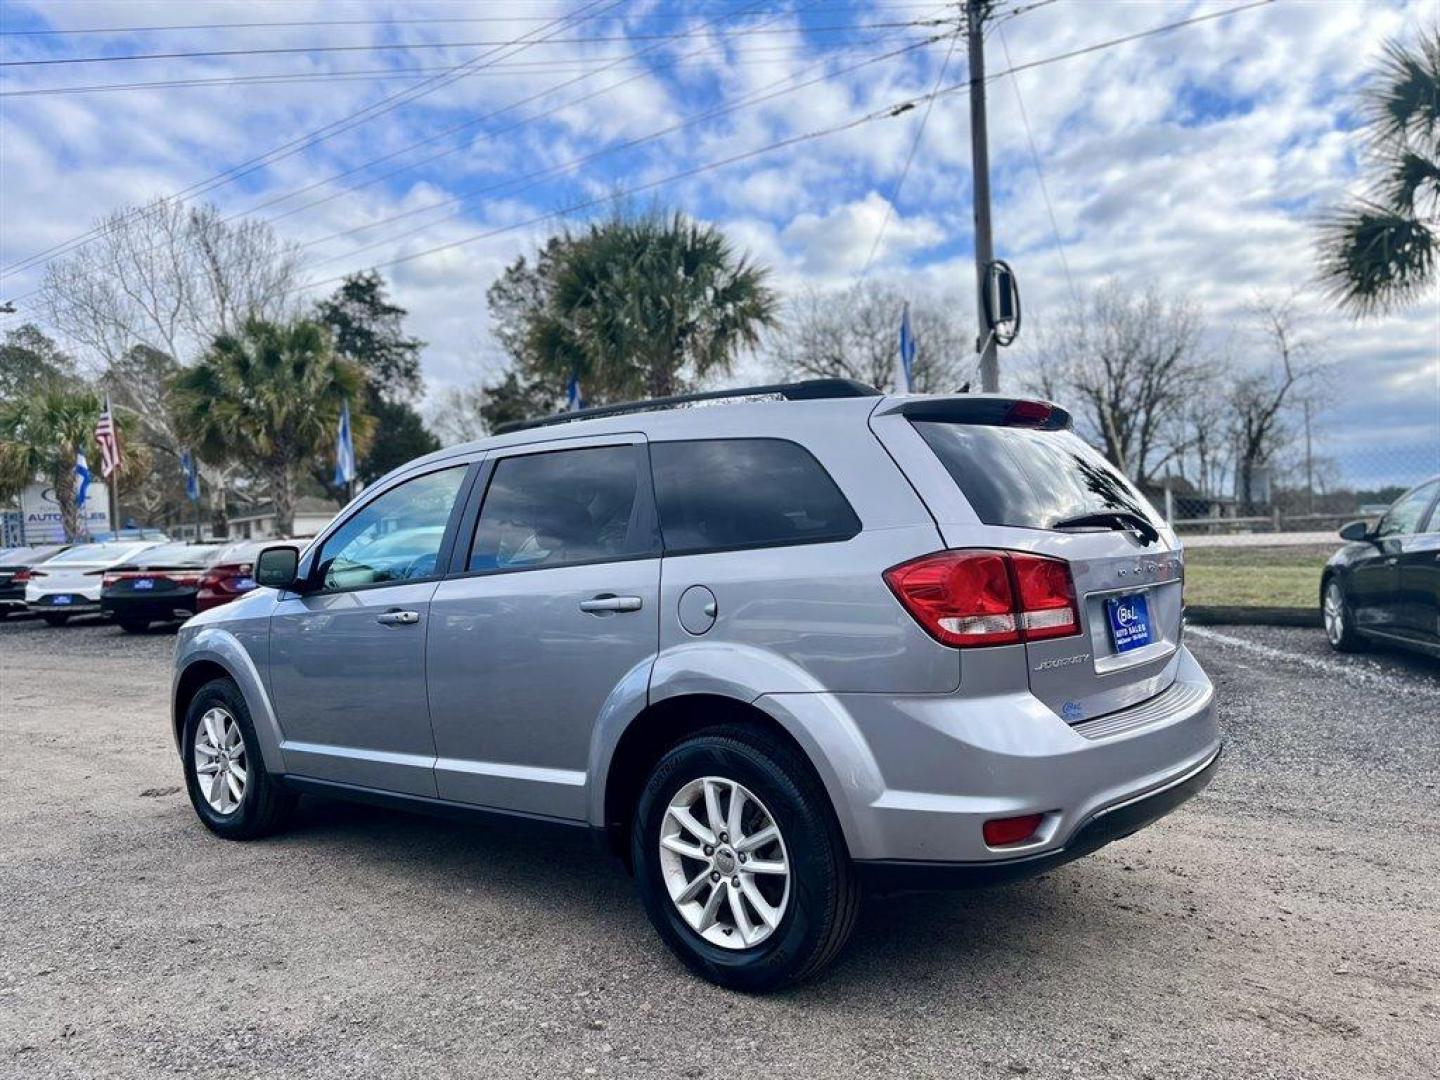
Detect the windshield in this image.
<box><xmin>913</xmin><ymin>422</ymin><xmax>1164</xmax><ymax>532</ymax></box>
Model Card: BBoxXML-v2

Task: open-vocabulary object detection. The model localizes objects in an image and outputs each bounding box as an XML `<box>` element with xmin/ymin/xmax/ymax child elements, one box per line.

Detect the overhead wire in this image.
<box><xmin>996</xmin><ymin>22</ymin><xmax>1078</xmax><ymax>307</ymax></box>
<box><xmin>293</xmin><ymin>33</ymin><xmax>946</xmax><ymax>269</ymax></box>
<box><xmin>854</xmin><ymin>25</ymin><xmax>962</xmax><ymax>282</ymax></box>
<box><xmin>0</xmin><ymin>21</ymin><xmax>938</xmax><ymax>66</ymax></box>
<box><xmin>0</xmin><ymin>0</ymin><xmax>627</xmax><ymax>278</ymax></box>
<box><xmin>1</xmin><ymin>0</ymin><xmax>1280</xmax><ymax>308</ymax></box>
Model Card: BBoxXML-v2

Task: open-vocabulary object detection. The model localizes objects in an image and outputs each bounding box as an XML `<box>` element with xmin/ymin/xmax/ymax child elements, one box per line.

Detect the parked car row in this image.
<box><xmin>0</xmin><ymin>538</ymin><xmax>270</xmax><ymax>630</ymax></box>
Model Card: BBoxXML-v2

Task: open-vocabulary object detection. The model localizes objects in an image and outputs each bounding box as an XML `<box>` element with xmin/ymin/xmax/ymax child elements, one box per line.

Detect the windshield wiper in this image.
<box><xmin>1051</xmin><ymin>510</ymin><xmax>1159</xmax><ymax>545</ymax></box>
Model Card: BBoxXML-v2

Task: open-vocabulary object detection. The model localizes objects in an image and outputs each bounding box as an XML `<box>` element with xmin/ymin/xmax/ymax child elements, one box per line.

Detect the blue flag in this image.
<box><xmin>895</xmin><ymin>302</ymin><xmax>916</xmax><ymax>393</ymax></box>
<box><xmin>180</xmin><ymin>449</ymin><xmax>200</xmax><ymax>502</ymax></box>
<box><xmin>74</xmin><ymin>451</ymin><xmax>92</xmax><ymax>508</ymax></box>
<box><xmin>334</xmin><ymin>400</ymin><xmax>356</xmax><ymax>488</ymax></box>
<box><xmin>566</xmin><ymin>371</ymin><xmax>583</xmax><ymax>412</ymax></box>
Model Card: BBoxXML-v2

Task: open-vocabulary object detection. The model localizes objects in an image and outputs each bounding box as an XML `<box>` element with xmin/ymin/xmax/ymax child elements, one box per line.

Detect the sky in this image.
<box><xmin>1</xmin><ymin>0</ymin><xmax>1436</xmax><ymax>490</ymax></box>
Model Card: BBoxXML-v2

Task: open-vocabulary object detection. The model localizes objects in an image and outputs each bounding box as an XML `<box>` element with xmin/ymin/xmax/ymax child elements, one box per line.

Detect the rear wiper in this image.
<box><xmin>1051</xmin><ymin>511</ymin><xmax>1159</xmax><ymax>545</ymax></box>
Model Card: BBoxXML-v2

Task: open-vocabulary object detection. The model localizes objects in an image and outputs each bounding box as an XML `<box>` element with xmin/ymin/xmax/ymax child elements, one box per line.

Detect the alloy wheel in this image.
<box><xmin>659</xmin><ymin>776</ymin><xmax>790</xmax><ymax>950</ymax></box>
<box><xmin>193</xmin><ymin>707</ymin><xmax>247</xmax><ymax>815</ymax></box>
<box><xmin>1323</xmin><ymin>582</ymin><xmax>1345</xmax><ymax>645</ymax></box>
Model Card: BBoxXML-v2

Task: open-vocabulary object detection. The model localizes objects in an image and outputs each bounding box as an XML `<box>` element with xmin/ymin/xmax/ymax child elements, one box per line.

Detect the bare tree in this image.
<box><xmin>769</xmin><ymin>281</ymin><xmax>971</xmax><ymax>393</ymax></box>
<box><xmin>1028</xmin><ymin>283</ymin><xmax>1217</xmax><ymax>485</ymax></box>
<box><xmin>1230</xmin><ymin>294</ymin><xmax>1325</xmax><ymax>513</ymax></box>
<box><xmin>39</xmin><ymin>199</ymin><xmax>302</xmax><ymax>534</ymax></box>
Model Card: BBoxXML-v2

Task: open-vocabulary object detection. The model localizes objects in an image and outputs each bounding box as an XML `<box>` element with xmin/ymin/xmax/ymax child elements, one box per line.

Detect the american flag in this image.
<box><xmin>94</xmin><ymin>395</ymin><xmax>121</xmax><ymax>478</ymax></box>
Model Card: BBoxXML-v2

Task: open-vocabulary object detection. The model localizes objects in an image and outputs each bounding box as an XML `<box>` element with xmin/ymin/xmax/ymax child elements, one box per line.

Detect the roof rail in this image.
<box><xmin>493</xmin><ymin>378</ymin><xmax>880</xmax><ymax>434</ymax></box>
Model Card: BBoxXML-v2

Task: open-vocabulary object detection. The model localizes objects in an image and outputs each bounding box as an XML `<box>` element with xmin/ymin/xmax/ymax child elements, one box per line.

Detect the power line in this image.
<box><xmin>855</xmin><ymin>28</ymin><xmax>962</xmax><ymax>281</ymax></box>
<box><xmin>996</xmin><ymin>22</ymin><xmax>1078</xmax><ymax>306</ymax></box>
<box><xmin>0</xmin><ymin>0</ymin><xmax>1278</xmax><ymax>305</ymax></box>
<box><xmin>0</xmin><ymin>20</ymin><xmax>937</xmax><ymax>66</ymax></box>
<box><xmin>294</xmin><ymin>35</ymin><xmax>942</xmax><ymax>270</ymax></box>
<box><xmin>0</xmin><ymin>4</ymin><xmax>946</xmax><ymax>35</ymax></box>
<box><xmin>227</xmin><ymin>0</ymin><xmax>843</xmax><ymax>223</ymax></box>
<box><xmin>0</xmin><ymin>0</ymin><xmax>626</xmax><ymax>278</ymax></box>
<box><xmin>975</xmin><ymin>0</ymin><xmax>1275</xmax><ymax>88</ymax></box>
<box><xmin>0</xmin><ymin>38</ymin><xmax>917</xmax><ymax>98</ymax></box>
<box><xmin>293</xmin><ymin>97</ymin><xmax>927</xmax><ymax>296</ymax></box>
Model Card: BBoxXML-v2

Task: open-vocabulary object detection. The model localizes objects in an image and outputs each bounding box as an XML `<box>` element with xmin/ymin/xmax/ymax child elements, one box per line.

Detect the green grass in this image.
<box><xmin>1182</xmin><ymin>544</ymin><xmax>1333</xmax><ymax>609</ymax></box>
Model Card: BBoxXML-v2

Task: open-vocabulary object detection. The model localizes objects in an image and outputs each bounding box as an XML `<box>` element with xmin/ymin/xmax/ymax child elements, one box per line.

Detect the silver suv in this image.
<box><xmin>171</xmin><ymin>380</ymin><xmax>1220</xmax><ymax>990</ymax></box>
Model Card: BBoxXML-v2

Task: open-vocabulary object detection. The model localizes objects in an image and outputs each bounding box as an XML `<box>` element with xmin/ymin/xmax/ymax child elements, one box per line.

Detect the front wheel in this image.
<box><xmin>182</xmin><ymin>678</ymin><xmax>297</xmax><ymax>840</ymax></box>
<box><xmin>631</xmin><ymin>725</ymin><xmax>859</xmax><ymax>992</ymax></box>
<box><xmin>1323</xmin><ymin>578</ymin><xmax>1365</xmax><ymax>653</ymax></box>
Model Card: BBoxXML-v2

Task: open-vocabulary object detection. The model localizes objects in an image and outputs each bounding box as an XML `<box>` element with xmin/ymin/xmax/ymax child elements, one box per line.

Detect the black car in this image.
<box><xmin>1322</xmin><ymin>476</ymin><xmax>1440</xmax><ymax>658</ymax></box>
<box><xmin>0</xmin><ymin>545</ymin><xmax>70</xmax><ymax>618</ymax></box>
<box><xmin>100</xmin><ymin>541</ymin><xmax>226</xmax><ymax>632</ymax></box>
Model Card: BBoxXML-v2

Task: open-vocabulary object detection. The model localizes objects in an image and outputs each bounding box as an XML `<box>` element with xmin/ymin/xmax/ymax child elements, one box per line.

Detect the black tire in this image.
<box><xmin>1322</xmin><ymin>576</ymin><xmax>1366</xmax><ymax>653</ymax></box>
<box><xmin>117</xmin><ymin>618</ymin><xmax>150</xmax><ymax>633</ymax></box>
<box><xmin>631</xmin><ymin>724</ymin><xmax>859</xmax><ymax>992</ymax></box>
<box><xmin>41</xmin><ymin>613</ymin><xmax>69</xmax><ymax>627</ymax></box>
<box><xmin>182</xmin><ymin>677</ymin><xmax>297</xmax><ymax>840</ymax></box>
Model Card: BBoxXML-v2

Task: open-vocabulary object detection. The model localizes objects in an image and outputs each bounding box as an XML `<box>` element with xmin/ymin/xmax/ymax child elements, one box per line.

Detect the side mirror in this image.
<box><xmin>255</xmin><ymin>545</ymin><xmax>302</xmax><ymax>590</ymax></box>
<box><xmin>1338</xmin><ymin>520</ymin><xmax>1371</xmax><ymax>543</ymax></box>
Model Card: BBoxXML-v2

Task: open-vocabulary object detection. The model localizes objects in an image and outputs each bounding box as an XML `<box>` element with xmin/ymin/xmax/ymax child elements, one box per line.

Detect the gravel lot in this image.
<box><xmin>2</xmin><ymin>615</ymin><xmax>1436</xmax><ymax>1079</ymax></box>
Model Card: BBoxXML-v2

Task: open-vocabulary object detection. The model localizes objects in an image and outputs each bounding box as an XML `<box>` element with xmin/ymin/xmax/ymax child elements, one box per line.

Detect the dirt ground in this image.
<box><xmin>2</xmin><ymin>616</ymin><xmax>1436</xmax><ymax>1079</ymax></box>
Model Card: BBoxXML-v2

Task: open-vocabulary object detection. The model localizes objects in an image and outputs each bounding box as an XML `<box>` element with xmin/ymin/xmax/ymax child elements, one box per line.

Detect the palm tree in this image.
<box><xmin>530</xmin><ymin>212</ymin><xmax>778</xmax><ymax>401</ymax></box>
<box><xmin>172</xmin><ymin>318</ymin><xmax>367</xmax><ymax>537</ymax></box>
<box><xmin>0</xmin><ymin>389</ymin><xmax>102</xmax><ymax>540</ymax></box>
<box><xmin>1318</xmin><ymin>29</ymin><xmax>1440</xmax><ymax>317</ymax></box>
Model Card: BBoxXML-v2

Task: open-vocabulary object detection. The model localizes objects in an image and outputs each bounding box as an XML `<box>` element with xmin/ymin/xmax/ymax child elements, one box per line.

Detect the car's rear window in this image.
<box><xmin>45</xmin><ymin>542</ymin><xmax>153</xmax><ymax>565</ymax></box>
<box><xmin>651</xmin><ymin>438</ymin><xmax>860</xmax><ymax>555</ymax></box>
<box><xmin>912</xmin><ymin>422</ymin><xmax>1163</xmax><ymax>531</ymax></box>
<box><xmin>127</xmin><ymin>543</ymin><xmax>218</xmax><ymax>568</ymax></box>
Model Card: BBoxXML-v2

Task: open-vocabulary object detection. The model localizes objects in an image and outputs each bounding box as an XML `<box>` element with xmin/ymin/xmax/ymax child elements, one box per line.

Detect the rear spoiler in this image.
<box><xmin>875</xmin><ymin>394</ymin><xmax>1073</xmax><ymax>432</ymax></box>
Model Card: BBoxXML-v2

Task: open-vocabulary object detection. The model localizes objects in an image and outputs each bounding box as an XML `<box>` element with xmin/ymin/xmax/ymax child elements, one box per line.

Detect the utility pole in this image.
<box><xmin>965</xmin><ymin>0</ymin><xmax>999</xmax><ymax>392</ymax></box>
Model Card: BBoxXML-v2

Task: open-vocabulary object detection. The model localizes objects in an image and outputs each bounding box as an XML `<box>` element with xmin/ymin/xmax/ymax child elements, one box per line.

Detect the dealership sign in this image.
<box><xmin>15</xmin><ymin>482</ymin><xmax>111</xmax><ymax>544</ymax></box>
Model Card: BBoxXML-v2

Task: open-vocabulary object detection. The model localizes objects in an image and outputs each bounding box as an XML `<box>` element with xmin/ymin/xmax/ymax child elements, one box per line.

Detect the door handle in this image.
<box><xmin>579</xmin><ymin>595</ymin><xmax>643</xmax><ymax>614</ymax></box>
<box><xmin>376</xmin><ymin>609</ymin><xmax>420</xmax><ymax>626</ymax></box>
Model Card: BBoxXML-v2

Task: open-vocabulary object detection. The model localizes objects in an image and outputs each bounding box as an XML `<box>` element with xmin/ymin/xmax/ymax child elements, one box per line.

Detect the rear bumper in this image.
<box><xmin>102</xmin><ymin>591</ymin><xmax>199</xmax><ymax>621</ymax></box>
<box><xmin>758</xmin><ymin>645</ymin><xmax>1220</xmax><ymax>866</ymax></box>
<box><xmin>855</xmin><ymin>742</ymin><xmax>1222</xmax><ymax>893</ymax></box>
<box><xmin>26</xmin><ymin>594</ymin><xmax>101</xmax><ymax>614</ymax></box>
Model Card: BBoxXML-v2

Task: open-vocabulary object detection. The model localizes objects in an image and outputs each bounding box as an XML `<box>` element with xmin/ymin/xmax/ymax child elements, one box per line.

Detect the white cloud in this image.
<box><xmin>0</xmin><ymin>0</ymin><xmax>1434</xmax><ymax>481</ymax></box>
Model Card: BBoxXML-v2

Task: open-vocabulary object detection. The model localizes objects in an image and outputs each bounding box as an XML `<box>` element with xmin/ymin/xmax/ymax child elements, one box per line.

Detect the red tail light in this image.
<box><xmin>102</xmin><ymin>573</ymin><xmax>119</xmax><ymax>589</ymax></box>
<box><xmin>201</xmin><ymin>564</ymin><xmax>256</xmax><ymax>595</ymax></box>
<box><xmin>14</xmin><ymin>569</ymin><xmax>33</xmax><ymax>584</ymax></box>
<box><xmin>883</xmin><ymin>549</ymin><xmax>1080</xmax><ymax>648</ymax></box>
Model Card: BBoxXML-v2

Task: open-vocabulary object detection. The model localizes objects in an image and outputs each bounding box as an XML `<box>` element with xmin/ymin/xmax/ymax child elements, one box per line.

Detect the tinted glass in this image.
<box><xmin>316</xmin><ymin>467</ymin><xmax>467</xmax><ymax>590</ymax></box>
<box><xmin>651</xmin><ymin>439</ymin><xmax>860</xmax><ymax>555</ymax></box>
<box><xmin>469</xmin><ymin>445</ymin><xmax>649</xmax><ymax>572</ymax></box>
<box><xmin>914</xmin><ymin>423</ymin><xmax>1163</xmax><ymax>531</ymax></box>
<box><xmin>45</xmin><ymin>542</ymin><xmax>155</xmax><ymax>565</ymax></box>
<box><xmin>126</xmin><ymin>543</ymin><xmax>218</xmax><ymax>568</ymax></box>
<box><xmin>1376</xmin><ymin>481</ymin><xmax>1439</xmax><ymax>538</ymax></box>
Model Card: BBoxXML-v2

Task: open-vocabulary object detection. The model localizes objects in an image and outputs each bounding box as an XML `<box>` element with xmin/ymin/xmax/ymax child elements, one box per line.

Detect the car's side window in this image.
<box><xmin>468</xmin><ymin>445</ymin><xmax>653</xmax><ymax>573</ymax></box>
<box><xmin>650</xmin><ymin>438</ymin><xmax>861</xmax><ymax>555</ymax></box>
<box><xmin>1376</xmin><ymin>481</ymin><xmax>1439</xmax><ymax>539</ymax></box>
<box><xmin>314</xmin><ymin>466</ymin><xmax>468</xmax><ymax>591</ymax></box>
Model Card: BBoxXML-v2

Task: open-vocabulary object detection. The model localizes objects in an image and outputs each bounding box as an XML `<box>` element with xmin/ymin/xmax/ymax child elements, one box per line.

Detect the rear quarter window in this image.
<box><xmin>913</xmin><ymin>422</ymin><xmax>1163</xmax><ymax>531</ymax></box>
<box><xmin>650</xmin><ymin>438</ymin><xmax>860</xmax><ymax>555</ymax></box>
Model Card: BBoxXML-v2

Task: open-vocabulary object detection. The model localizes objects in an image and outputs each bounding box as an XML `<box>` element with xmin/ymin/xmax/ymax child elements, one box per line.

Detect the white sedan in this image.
<box><xmin>25</xmin><ymin>541</ymin><xmax>162</xmax><ymax>625</ymax></box>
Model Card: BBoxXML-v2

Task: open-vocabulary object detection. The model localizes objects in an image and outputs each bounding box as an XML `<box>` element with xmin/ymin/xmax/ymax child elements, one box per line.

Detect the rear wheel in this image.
<box><xmin>41</xmin><ymin>613</ymin><xmax>69</xmax><ymax>627</ymax></box>
<box><xmin>182</xmin><ymin>678</ymin><xmax>297</xmax><ymax>840</ymax></box>
<box><xmin>1323</xmin><ymin>578</ymin><xmax>1365</xmax><ymax>653</ymax></box>
<box><xmin>631</xmin><ymin>724</ymin><xmax>858</xmax><ymax>992</ymax></box>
